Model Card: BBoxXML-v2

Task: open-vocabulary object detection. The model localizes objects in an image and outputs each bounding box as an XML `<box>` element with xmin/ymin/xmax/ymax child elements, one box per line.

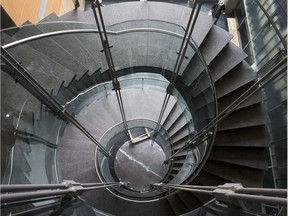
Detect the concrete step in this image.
<box><xmin>177</xmin><ymin>191</ymin><xmax>203</xmax><ymax>211</ymax></box>
<box><xmin>217</xmin><ymin>82</ymin><xmax>266</xmax><ymax>112</ymax></box>
<box><xmin>209</xmin><ymin>43</ymin><xmax>247</xmax><ymax>82</ymax></box>
<box><xmin>194</xmin><ymin>170</ymin><xmax>228</xmax><ymax>186</ymax></box>
<box><xmin>167</xmin><ymin>194</ymin><xmax>189</xmax><ymax>216</ymax></box>
<box><xmin>214</xmin><ymin>125</ymin><xmax>270</xmax><ymax>147</ymax></box>
<box><xmin>7</xmin><ymin>43</ymin><xmax>72</xmax><ymax>94</ymax></box>
<box><xmin>180</xmin><ymin>25</ymin><xmax>232</xmax><ymax>86</ymax></box>
<box><xmin>191</xmin><ymin>57</ymin><xmax>254</xmax><ymax>101</ymax></box>
<box><xmin>199</xmin><ymin>25</ymin><xmax>233</xmax><ymax>65</ymax></box>
<box><xmin>162</xmin><ymin>102</ymin><xmax>184</xmax><ymax>132</ymax></box>
<box><xmin>171</xmin><ymin>126</ymin><xmax>190</xmax><ymax>145</ymax></box>
<box><xmin>78</xmin><ymin>99</ymin><xmax>121</xmax><ymax>138</ymax></box>
<box><xmin>12</xmin><ymin>22</ymin><xmax>87</xmax><ymax>77</ymax></box>
<box><xmin>38</xmin><ymin>13</ymin><xmax>100</xmax><ymax>74</ymax></box>
<box><xmin>60</xmin><ymin>8</ymin><xmax>88</xmax><ymax>22</ymax></box>
<box><xmin>209</xmin><ymin>147</ymin><xmax>268</xmax><ymax>169</ymax></box>
<box><xmin>82</xmin><ymin>185</ymin><xmax>175</xmax><ymax>216</ymax></box>
<box><xmin>1</xmin><ymin>28</ymin><xmax>19</xmax><ymax>45</ymax></box>
<box><xmin>121</xmin><ymin>89</ymin><xmax>175</xmax><ymax>122</ymax></box>
<box><xmin>218</xmin><ymin>104</ymin><xmax>270</xmax><ymax>131</ymax></box>
<box><xmin>13</xmin><ymin>141</ymin><xmax>32</xmax><ymax>174</ymax></box>
<box><xmin>203</xmin><ymin>160</ymin><xmax>265</xmax><ymax>187</ymax></box>
<box><xmin>215</xmin><ymin>62</ymin><xmax>257</xmax><ymax>98</ymax></box>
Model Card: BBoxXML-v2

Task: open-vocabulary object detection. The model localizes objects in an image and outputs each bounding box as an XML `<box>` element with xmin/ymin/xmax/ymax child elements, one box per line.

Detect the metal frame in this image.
<box><xmin>154</xmin><ymin>183</ymin><xmax>287</xmax><ymax>206</ymax></box>
<box><xmin>90</xmin><ymin>0</ymin><xmax>128</xmax><ymax>132</ymax></box>
<box><xmin>1</xmin><ymin>181</ymin><xmax>122</xmax><ymax>203</ymax></box>
<box><xmin>155</xmin><ymin>0</ymin><xmax>203</xmax><ymax>132</ymax></box>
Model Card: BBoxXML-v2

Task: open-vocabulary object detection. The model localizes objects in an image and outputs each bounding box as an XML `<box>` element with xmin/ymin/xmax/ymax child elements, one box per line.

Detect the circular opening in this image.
<box><xmin>114</xmin><ymin>139</ymin><xmax>167</xmax><ymax>192</ymax></box>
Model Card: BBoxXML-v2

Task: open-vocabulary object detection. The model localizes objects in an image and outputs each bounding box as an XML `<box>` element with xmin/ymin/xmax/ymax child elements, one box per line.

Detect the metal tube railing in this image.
<box><xmin>1</xmin><ymin>181</ymin><xmax>122</xmax><ymax>203</ymax></box>
<box><xmin>1</xmin><ymin>47</ymin><xmax>111</xmax><ymax>158</ymax></box>
<box><xmin>235</xmin><ymin>188</ymin><xmax>287</xmax><ymax>197</ymax></box>
<box><xmin>1</xmin><ymin>182</ymin><xmax>121</xmax><ymax>192</ymax></box>
<box><xmin>154</xmin><ymin>183</ymin><xmax>288</xmax><ymax>206</ymax></box>
<box><xmin>227</xmin><ymin>193</ymin><xmax>287</xmax><ymax>206</ymax></box>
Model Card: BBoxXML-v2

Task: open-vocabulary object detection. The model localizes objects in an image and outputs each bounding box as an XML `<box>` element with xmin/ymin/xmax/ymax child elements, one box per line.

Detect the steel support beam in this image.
<box><xmin>90</xmin><ymin>0</ymin><xmax>128</xmax><ymax>132</ymax></box>
<box><xmin>1</xmin><ymin>181</ymin><xmax>122</xmax><ymax>203</ymax></box>
<box><xmin>155</xmin><ymin>0</ymin><xmax>203</xmax><ymax>132</ymax></box>
<box><xmin>154</xmin><ymin>183</ymin><xmax>288</xmax><ymax>206</ymax></box>
<box><xmin>254</xmin><ymin>0</ymin><xmax>287</xmax><ymax>52</ymax></box>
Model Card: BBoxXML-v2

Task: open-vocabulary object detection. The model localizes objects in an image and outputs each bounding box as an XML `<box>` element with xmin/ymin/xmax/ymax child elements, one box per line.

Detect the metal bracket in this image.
<box><xmin>128</xmin><ymin>128</ymin><xmax>151</xmax><ymax>144</ymax></box>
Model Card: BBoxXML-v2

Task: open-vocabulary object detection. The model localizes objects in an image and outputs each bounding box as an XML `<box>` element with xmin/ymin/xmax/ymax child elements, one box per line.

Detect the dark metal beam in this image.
<box><xmin>1</xmin><ymin>181</ymin><xmax>122</xmax><ymax>203</ymax></box>
<box><xmin>155</xmin><ymin>0</ymin><xmax>203</xmax><ymax>132</ymax></box>
<box><xmin>90</xmin><ymin>0</ymin><xmax>128</xmax><ymax>132</ymax></box>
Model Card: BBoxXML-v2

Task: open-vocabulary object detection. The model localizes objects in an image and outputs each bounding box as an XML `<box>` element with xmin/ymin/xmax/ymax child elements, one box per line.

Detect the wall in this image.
<box><xmin>1</xmin><ymin>0</ymin><xmax>85</xmax><ymax>26</ymax></box>
<box><xmin>243</xmin><ymin>0</ymin><xmax>287</xmax><ymax>189</ymax></box>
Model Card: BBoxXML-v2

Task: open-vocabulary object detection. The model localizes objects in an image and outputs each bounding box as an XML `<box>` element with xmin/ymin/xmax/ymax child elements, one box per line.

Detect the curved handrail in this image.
<box><xmin>3</xmin><ymin>28</ymin><xmax>195</xmax><ymax>49</ymax></box>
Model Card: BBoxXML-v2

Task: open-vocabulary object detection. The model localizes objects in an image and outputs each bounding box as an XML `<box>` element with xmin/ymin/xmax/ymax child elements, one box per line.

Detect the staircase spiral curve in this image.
<box><xmin>1</xmin><ymin>2</ymin><xmax>270</xmax><ymax>216</ymax></box>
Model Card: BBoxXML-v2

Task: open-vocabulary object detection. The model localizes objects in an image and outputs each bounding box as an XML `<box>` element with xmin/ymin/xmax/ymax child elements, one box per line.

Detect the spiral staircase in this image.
<box><xmin>1</xmin><ymin>2</ymin><xmax>272</xmax><ymax>216</ymax></box>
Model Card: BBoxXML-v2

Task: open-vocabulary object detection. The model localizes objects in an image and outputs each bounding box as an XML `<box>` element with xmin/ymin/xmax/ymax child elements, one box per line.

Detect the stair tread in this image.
<box><xmin>162</xmin><ymin>102</ymin><xmax>183</xmax><ymax>131</ymax></box>
<box><xmin>38</xmin><ymin>13</ymin><xmax>100</xmax><ymax>73</ymax></box>
<box><xmin>215</xmin><ymin>61</ymin><xmax>257</xmax><ymax>98</ymax></box>
<box><xmin>12</xmin><ymin>22</ymin><xmax>87</xmax><ymax>76</ymax></box>
<box><xmin>215</xmin><ymin>125</ymin><xmax>270</xmax><ymax>147</ymax></box>
<box><xmin>195</xmin><ymin>170</ymin><xmax>228</xmax><ymax>186</ymax></box>
<box><xmin>200</xmin><ymin>25</ymin><xmax>233</xmax><ymax>64</ymax></box>
<box><xmin>209</xmin><ymin>147</ymin><xmax>268</xmax><ymax>169</ymax></box>
<box><xmin>209</xmin><ymin>43</ymin><xmax>247</xmax><ymax>82</ymax></box>
<box><xmin>7</xmin><ymin>42</ymin><xmax>78</xmax><ymax>94</ymax></box>
<box><xmin>60</xmin><ymin>9</ymin><xmax>88</xmax><ymax>22</ymax></box>
<box><xmin>168</xmin><ymin>114</ymin><xmax>190</xmax><ymax>137</ymax></box>
<box><xmin>82</xmin><ymin>187</ymin><xmax>175</xmax><ymax>216</ymax></box>
<box><xmin>203</xmin><ymin>160</ymin><xmax>266</xmax><ymax>187</ymax></box>
<box><xmin>167</xmin><ymin>194</ymin><xmax>189</xmax><ymax>215</ymax></box>
<box><xmin>218</xmin><ymin>104</ymin><xmax>270</xmax><ymax>130</ymax></box>
<box><xmin>218</xmin><ymin>81</ymin><xmax>266</xmax><ymax>112</ymax></box>
<box><xmin>177</xmin><ymin>191</ymin><xmax>203</xmax><ymax>210</ymax></box>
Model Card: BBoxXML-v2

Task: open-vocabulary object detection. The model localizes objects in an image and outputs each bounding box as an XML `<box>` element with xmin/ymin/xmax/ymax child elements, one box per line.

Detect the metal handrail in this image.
<box><xmin>154</xmin><ymin>183</ymin><xmax>288</xmax><ymax>206</ymax></box>
<box><xmin>1</xmin><ymin>181</ymin><xmax>123</xmax><ymax>203</ymax></box>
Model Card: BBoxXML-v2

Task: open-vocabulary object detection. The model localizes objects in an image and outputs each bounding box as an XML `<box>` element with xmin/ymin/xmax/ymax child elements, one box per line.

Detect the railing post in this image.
<box><xmin>90</xmin><ymin>0</ymin><xmax>129</xmax><ymax>133</ymax></box>
<box><xmin>155</xmin><ymin>0</ymin><xmax>203</xmax><ymax>132</ymax></box>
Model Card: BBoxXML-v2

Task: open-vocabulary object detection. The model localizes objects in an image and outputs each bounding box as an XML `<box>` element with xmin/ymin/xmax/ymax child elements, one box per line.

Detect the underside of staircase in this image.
<box><xmin>1</xmin><ymin>2</ymin><xmax>270</xmax><ymax>216</ymax></box>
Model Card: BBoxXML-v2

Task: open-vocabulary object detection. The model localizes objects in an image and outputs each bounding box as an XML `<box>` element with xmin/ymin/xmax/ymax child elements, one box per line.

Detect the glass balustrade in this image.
<box><xmin>1</xmin><ymin>18</ymin><xmax>217</xmax><ymax>203</ymax></box>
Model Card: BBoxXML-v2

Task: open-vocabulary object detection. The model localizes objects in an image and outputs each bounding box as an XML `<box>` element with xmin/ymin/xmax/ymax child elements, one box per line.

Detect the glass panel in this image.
<box><xmin>244</xmin><ymin>0</ymin><xmax>287</xmax><ymax>68</ymax></box>
<box><xmin>2</xmin><ymin>19</ymin><xmax>217</xmax><ymax>203</ymax></box>
<box><xmin>1</xmin><ymin>71</ymin><xmax>64</xmax><ymax>185</ymax></box>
